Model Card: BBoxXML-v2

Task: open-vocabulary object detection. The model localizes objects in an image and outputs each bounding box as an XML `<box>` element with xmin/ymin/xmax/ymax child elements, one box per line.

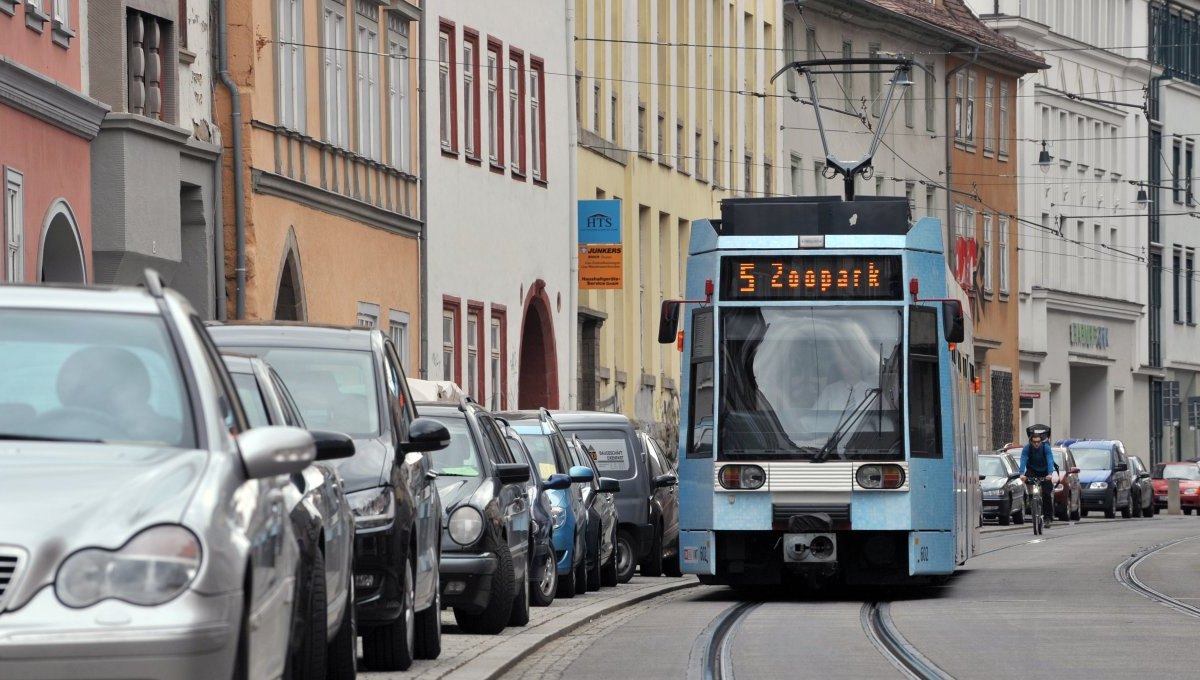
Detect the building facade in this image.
<box><xmin>573</xmin><ymin>0</ymin><xmax>782</xmax><ymax>449</ymax></box>
<box><xmin>422</xmin><ymin>1</ymin><xmax>573</xmax><ymax>410</ymax></box>
<box><xmin>1</xmin><ymin>0</ymin><xmax>107</xmax><ymax>285</ymax></box>
<box><xmin>218</xmin><ymin>0</ymin><xmax>423</xmax><ymax>355</ymax></box>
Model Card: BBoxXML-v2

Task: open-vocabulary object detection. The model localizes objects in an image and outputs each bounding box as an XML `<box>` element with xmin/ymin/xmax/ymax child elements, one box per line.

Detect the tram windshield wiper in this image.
<box><xmin>812</xmin><ymin>387</ymin><xmax>880</xmax><ymax>463</ymax></box>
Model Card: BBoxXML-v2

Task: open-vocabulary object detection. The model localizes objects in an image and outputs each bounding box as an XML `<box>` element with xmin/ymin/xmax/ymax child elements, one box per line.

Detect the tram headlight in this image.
<box><xmin>856</xmin><ymin>464</ymin><xmax>906</xmax><ymax>490</ymax></box>
<box><xmin>718</xmin><ymin>465</ymin><xmax>766</xmax><ymax>490</ymax></box>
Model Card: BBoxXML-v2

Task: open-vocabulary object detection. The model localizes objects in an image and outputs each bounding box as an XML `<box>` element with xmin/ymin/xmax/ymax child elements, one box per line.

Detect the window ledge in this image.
<box><xmin>657</xmin><ymin>159</ymin><xmax>672</xmax><ymax>169</ymax></box>
<box><xmin>1076</xmin><ymin>163</ymin><xmax>1090</xmax><ymax>173</ymax></box>
<box><xmin>998</xmin><ymin>153</ymin><xmax>1009</xmax><ymax>163</ymax></box>
<box><xmin>489</xmin><ymin>161</ymin><xmax>505</xmax><ymax>175</ymax></box>
<box><xmin>677</xmin><ymin>167</ymin><xmax>691</xmax><ymax>177</ymax></box>
<box><xmin>1094</xmin><ymin>167</ymin><xmax>1106</xmax><ymax>178</ymax></box>
<box><xmin>440</xmin><ymin>148</ymin><xmax>459</xmax><ymax>160</ymax></box>
<box><xmin>1</xmin><ymin>0</ymin><xmax>17</xmax><ymax>17</ymax></box>
<box><xmin>179</xmin><ymin>47</ymin><xmax>197</xmax><ymax>66</ymax></box>
<box><xmin>25</xmin><ymin>4</ymin><xmax>48</xmax><ymax>32</ymax></box>
<box><xmin>51</xmin><ymin>20</ymin><xmax>74</xmax><ymax>47</ymax></box>
<box><xmin>637</xmin><ymin>151</ymin><xmax>653</xmax><ymax>161</ymax></box>
<box><xmin>999</xmin><ymin>291</ymin><xmax>1010</xmax><ymax>302</ymax></box>
<box><xmin>465</xmin><ymin>154</ymin><xmax>482</xmax><ymax>166</ymax></box>
<box><xmin>511</xmin><ymin>169</ymin><xmax>527</xmax><ymax>182</ymax></box>
<box><xmin>696</xmin><ymin>176</ymin><xmax>709</xmax><ymax>185</ymax></box>
<box><xmin>983</xmin><ymin>148</ymin><xmax>995</xmax><ymax>158</ymax></box>
<box><xmin>533</xmin><ymin>177</ymin><xmax>547</xmax><ymax>188</ymax></box>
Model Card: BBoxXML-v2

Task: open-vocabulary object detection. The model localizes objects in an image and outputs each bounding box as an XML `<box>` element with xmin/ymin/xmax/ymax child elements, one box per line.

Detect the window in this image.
<box><xmin>813</xmin><ymin>161</ymin><xmax>825</xmax><ymax>193</ymax></box>
<box><xmin>611</xmin><ymin>94</ymin><xmax>619</xmax><ymax>141</ymax></box>
<box><xmin>904</xmin><ymin>67</ymin><xmax>914</xmax><ymax>128</ymax></box>
<box><xmin>487</xmin><ymin>41</ymin><xmax>503</xmax><ymax>166</ymax></box>
<box><xmin>909</xmin><ymin>307</ymin><xmax>942</xmax><ymax>458</ymax></box>
<box><xmin>509</xmin><ymin>52</ymin><xmax>526</xmax><ymax>174</ymax></box>
<box><xmin>926</xmin><ymin>186</ymin><xmax>936</xmax><ymax>217</ymax></box>
<box><xmin>490</xmin><ymin>309</ymin><xmax>506</xmax><ymax>410</ymax></box>
<box><xmin>998</xmin><ymin>216</ymin><xmax>1009</xmax><ymax>294</ymax></box>
<box><xmin>1188</xmin><ymin>251</ymin><xmax>1195</xmax><ymax>324</ymax></box>
<box><xmin>277</xmin><ymin>0</ymin><xmax>306</xmax><ymax>131</ymax></box>
<box><xmin>954</xmin><ymin>72</ymin><xmax>964</xmax><ymax>139</ymax></box>
<box><xmin>711</xmin><ymin>138</ymin><xmax>719</xmax><ymax>185</ymax></box>
<box><xmin>323</xmin><ymin>4</ymin><xmax>350</xmax><ymax>148</ymax></box>
<box><xmin>790</xmin><ymin>154</ymin><xmax>802</xmax><ymax>195</ymax></box>
<box><xmin>984</xmin><ymin>76</ymin><xmax>994</xmax><ymax>153</ymax></box>
<box><xmin>842</xmin><ymin>40</ymin><xmax>854</xmax><ymax>113</ymax></box>
<box><xmin>593</xmin><ymin>83</ymin><xmax>601</xmax><ymax>132</ymax></box>
<box><xmin>657</xmin><ymin>112</ymin><xmax>666</xmax><ymax>158</ymax></box>
<box><xmin>869</xmin><ymin>43</ymin><xmax>881</xmax><ymax>117</ymax></box>
<box><xmin>442</xmin><ymin>301</ymin><xmax>459</xmax><ymax>383</ymax></box>
<box><xmin>463</xmin><ymin>31</ymin><xmax>480</xmax><ymax>158</ymax></box>
<box><xmin>687</xmin><ymin>308</ymin><xmax>714</xmax><ymax>458</ymax></box>
<box><xmin>386</xmin><ymin>15</ymin><xmax>409</xmax><ymax>171</ymax></box>
<box><xmin>999</xmin><ymin>81</ymin><xmax>1010</xmax><ymax>158</ymax></box>
<box><xmin>53</xmin><ymin>0</ymin><xmax>68</xmax><ymax>29</ymax></box>
<box><xmin>905</xmin><ymin>181</ymin><xmax>915</xmax><ymax>217</ymax></box>
<box><xmin>924</xmin><ymin>62</ymin><xmax>935</xmax><ymax>133</ymax></box>
<box><xmin>356</xmin><ymin>17</ymin><xmax>381</xmax><ymax>159</ymax></box>
<box><xmin>1174</xmin><ymin>248</ymin><xmax>1183</xmax><ymax>323</ymax></box>
<box><xmin>126</xmin><ymin>9</ymin><xmax>171</xmax><ymax>123</ymax></box>
<box><xmin>695</xmin><ymin>130</ymin><xmax>703</xmax><ymax>178</ymax></box>
<box><xmin>966</xmin><ymin>71</ymin><xmax>976</xmax><ymax>143</ymax></box>
<box><xmin>388</xmin><ymin>309</ymin><xmax>410</xmax><ymax>373</ymax></box>
<box><xmin>438</xmin><ymin>23</ymin><xmax>457</xmax><ymax>152</ymax></box>
<box><xmin>763</xmin><ymin>157</ymin><xmax>772</xmax><ymax>195</ymax></box>
<box><xmin>805</xmin><ymin>27</ymin><xmax>816</xmax><ymax>61</ymax></box>
<box><xmin>783</xmin><ymin>18</ymin><xmax>796</xmax><ymax>93</ymax></box>
<box><xmin>4</xmin><ymin>168</ymin><xmax>22</xmax><ymax>283</ymax></box>
<box><xmin>467</xmin><ymin>308</ymin><xmax>482</xmax><ymax>399</ymax></box>
<box><xmin>356</xmin><ymin>301</ymin><xmax>379</xmax><ymax>328</ymax></box>
<box><xmin>744</xmin><ymin>153</ymin><xmax>753</xmax><ymax>195</ymax></box>
<box><xmin>1187</xmin><ymin>144</ymin><xmax>1195</xmax><ymax>205</ymax></box>
<box><xmin>638</xmin><ymin>103</ymin><xmax>647</xmax><ymax>153</ymax></box>
<box><xmin>531</xmin><ymin>59</ymin><xmax>546</xmax><ymax>180</ymax></box>
<box><xmin>1173</xmin><ymin>141</ymin><xmax>1182</xmax><ymax>202</ymax></box>
<box><xmin>982</xmin><ymin>213</ymin><xmax>993</xmax><ymax>292</ymax></box>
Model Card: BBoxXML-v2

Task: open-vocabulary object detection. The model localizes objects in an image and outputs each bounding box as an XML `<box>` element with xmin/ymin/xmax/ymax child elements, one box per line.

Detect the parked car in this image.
<box><xmin>639</xmin><ymin>432</ymin><xmax>681</xmax><ymax>576</ymax></box>
<box><xmin>1128</xmin><ymin>455</ymin><xmax>1156</xmax><ymax>518</ymax></box>
<box><xmin>500</xmin><ymin>422</ymin><xmax>572</xmax><ymax>607</ymax></box>
<box><xmin>1051</xmin><ymin>446</ymin><xmax>1083</xmax><ymax>521</ymax></box>
<box><xmin>1152</xmin><ymin>461</ymin><xmax>1200</xmax><ymax>514</ymax></box>
<box><xmin>565</xmin><ymin>435</ymin><xmax>621</xmax><ymax>590</ymax></box>
<box><xmin>0</xmin><ymin>272</ymin><xmax>313</xmax><ymax>680</ymax></box>
<box><xmin>979</xmin><ymin>453</ymin><xmax>1026</xmax><ymax>525</ymax></box>
<box><xmin>208</xmin><ymin>323</ymin><xmax>450</xmax><ymax>671</ymax></box>
<box><xmin>497</xmin><ymin>409</ymin><xmax>590</xmax><ymax>597</ymax></box>
<box><xmin>418</xmin><ymin>398</ymin><xmax>532</xmax><ymax>634</ymax></box>
<box><xmin>1063</xmin><ymin>439</ymin><xmax>1134</xmax><ymax>519</ymax></box>
<box><xmin>551</xmin><ymin>411</ymin><xmax>656</xmax><ymax>583</ymax></box>
<box><xmin>223</xmin><ymin>353</ymin><xmax>358</xmax><ymax>679</ymax></box>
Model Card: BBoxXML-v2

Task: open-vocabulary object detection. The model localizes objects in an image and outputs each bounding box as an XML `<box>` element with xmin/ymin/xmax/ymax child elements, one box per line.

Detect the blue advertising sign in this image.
<box><xmin>578</xmin><ymin>199</ymin><xmax>622</xmax><ymax>244</ymax></box>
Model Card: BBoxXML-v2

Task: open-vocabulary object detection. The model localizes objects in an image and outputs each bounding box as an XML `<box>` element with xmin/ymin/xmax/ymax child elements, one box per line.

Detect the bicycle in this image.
<box><xmin>1025</xmin><ymin>475</ymin><xmax>1052</xmax><ymax>535</ymax></box>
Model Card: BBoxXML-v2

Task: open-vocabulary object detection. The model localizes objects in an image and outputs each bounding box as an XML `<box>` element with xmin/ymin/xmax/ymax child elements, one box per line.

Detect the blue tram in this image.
<box><xmin>659</xmin><ymin>196</ymin><xmax>980</xmax><ymax>586</ymax></box>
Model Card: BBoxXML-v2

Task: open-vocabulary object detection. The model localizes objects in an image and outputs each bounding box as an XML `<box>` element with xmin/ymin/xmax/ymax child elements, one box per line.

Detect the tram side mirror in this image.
<box><xmin>658</xmin><ymin>300</ymin><xmax>681</xmax><ymax>344</ymax></box>
<box><xmin>941</xmin><ymin>300</ymin><xmax>965</xmax><ymax>343</ymax></box>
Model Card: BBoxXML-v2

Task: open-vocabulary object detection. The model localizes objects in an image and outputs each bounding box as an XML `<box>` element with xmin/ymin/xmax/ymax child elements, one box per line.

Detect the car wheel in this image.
<box><xmin>1120</xmin><ymin>494</ymin><xmax>1131</xmax><ymax>518</ymax></box>
<box><xmin>532</xmin><ymin>548</ymin><xmax>557</xmax><ymax>606</ymax></box>
<box><xmin>509</xmin><ymin>568</ymin><xmax>530</xmax><ymax>627</ymax></box>
<box><xmin>1132</xmin><ymin>492</ymin><xmax>1143</xmax><ymax>517</ymax></box>
<box><xmin>1185</xmin><ymin>507</ymin><xmax>1194</xmax><ymax>516</ymax></box>
<box><xmin>326</xmin><ymin>567</ymin><xmax>357</xmax><ymax>680</ymax></box>
<box><xmin>664</xmin><ymin>532</ymin><xmax>682</xmax><ymax>578</ymax></box>
<box><xmin>556</xmin><ymin>553</ymin><xmax>577</xmax><ymax>599</ymax></box>
<box><xmin>641</xmin><ymin>524</ymin><xmax>664</xmax><ymax>577</ymax></box>
<box><xmin>454</xmin><ymin>542</ymin><xmax>515</xmax><ymax>635</ymax></box>
<box><xmin>615</xmin><ymin>529</ymin><xmax>637</xmax><ymax>584</ymax></box>
<box><xmin>601</xmin><ymin>533</ymin><xmax>620</xmax><ymax>587</ymax></box>
<box><xmin>414</xmin><ymin>564</ymin><xmax>441</xmax><ymax>660</ymax></box>
<box><xmin>586</xmin><ymin>549</ymin><xmax>602</xmax><ymax>591</ymax></box>
<box><xmin>573</xmin><ymin>548</ymin><xmax>587</xmax><ymax>595</ymax></box>
<box><xmin>1080</xmin><ymin>508</ymin><xmax>1089</xmax><ymax>518</ymax></box>
<box><xmin>1105</xmin><ymin>493</ymin><xmax>1117</xmax><ymax>519</ymax></box>
<box><xmin>290</xmin><ymin>548</ymin><xmax>328</xmax><ymax>680</ymax></box>
<box><xmin>1070</xmin><ymin>501</ymin><xmax>1081</xmax><ymax>521</ymax></box>
<box><xmin>362</xmin><ymin>556</ymin><xmax>416</xmax><ymax>671</ymax></box>
<box><xmin>999</xmin><ymin>497</ymin><xmax>1011</xmax><ymax>526</ymax></box>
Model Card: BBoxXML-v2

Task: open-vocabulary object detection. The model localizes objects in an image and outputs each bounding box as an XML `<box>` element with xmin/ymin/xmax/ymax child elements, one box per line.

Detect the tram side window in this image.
<box><xmin>909</xmin><ymin>306</ymin><xmax>942</xmax><ymax>459</ymax></box>
<box><xmin>688</xmin><ymin>308</ymin><xmax>715</xmax><ymax>458</ymax></box>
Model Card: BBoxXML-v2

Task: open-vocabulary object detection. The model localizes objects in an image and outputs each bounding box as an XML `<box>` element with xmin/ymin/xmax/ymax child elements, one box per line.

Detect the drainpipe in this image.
<box><xmin>944</xmin><ymin>46</ymin><xmax>979</xmax><ymax>268</ymax></box>
<box><xmin>565</xmin><ymin>0</ymin><xmax>578</xmax><ymax>408</ymax></box>
<box><xmin>418</xmin><ymin>7</ymin><xmax>430</xmax><ymax>379</ymax></box>
<box><xmin>216</xmin><ymin>0</ymin><xmax>246</xmax><ymax>319</ymax></box>
<box><xmin>213</xmin><ymin>142</ymin><xmax>227</xmax><ymax>320</ymax></box>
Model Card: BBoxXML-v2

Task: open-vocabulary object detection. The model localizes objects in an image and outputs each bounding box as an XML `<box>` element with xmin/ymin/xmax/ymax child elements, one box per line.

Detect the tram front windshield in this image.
<box><xmin>719</xmin><ymin>307</ymin><xmax>904</xmax><ymax>461</ymax></box>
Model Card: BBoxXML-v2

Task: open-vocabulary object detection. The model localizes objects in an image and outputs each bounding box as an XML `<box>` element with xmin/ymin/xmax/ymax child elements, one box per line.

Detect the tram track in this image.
<box><xmin>1114</xmin><ymin>536</ymin><xmax>1200</xmax><ymax>619</ymax></box>
<box><xmin>860</xmin><ymin>602</ymin><xmax>954</xmax><ymax>680</ymax></box>
<box><xmin>687</xmin><ymin>600</ymin><xmax>761</xmax><ymax>680</ymax></box>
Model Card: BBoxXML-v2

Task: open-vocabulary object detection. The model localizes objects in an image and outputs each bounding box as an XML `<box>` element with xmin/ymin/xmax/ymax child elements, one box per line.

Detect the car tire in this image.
<box><xmin>290</xmin><ymin>548</ymin><xmax>328</xmax><ymax>680</ymax></box>
<box><xmin>1013</xmin><ymin>503</ymin><xmax>1024</xmax><ymax>524</ymax></box>
<box><xmin>641</xmin><ymin>524</ymin><xmax>664</xmax><ymax>577</ymax></box>
<box><xmin>586</xmin><ymin>550</ymin><xmax>602</xmax><ymax>591</ymax></box>
<box><xmin>1185</xmin><ymin>507</ymin><xmax>1194</xmax><ymax>515</ymax></box>
<box><xmin>999</xmin><ymin>497</ymin><xmax>1011</xmax><ymax>526</ymax></box>
<box><xmin>1105</xmin><ymin>493</ymin><xmax>1117</xmax><ymax>519</ymax></box>
<box><xmin>1132</xmin><ymin>493</ymin><xmax>1143</xmax><ymax>517</ymax></box>
<box><xmin>509</xmin><ymin>570</ymin><xmax>530</xmax><ymax>627</ymax></box>
<box><xmin>1070</xmin><ymin>503</ymin><xmax>1081</xmax><ymax>521</ymax></box>
<box><xmin>454</xmin><ymin>543</ymin><xmax>515</xmax><ymax>635</ymax></box>
<box><xmin>573</xmin><ymin>549</ymin><xmax>587</xmax><ymax>595</ymax></box>
<box><xmin>1081</xmin><ymin>508</ymin><xmax>1089</xmax><ymax>518</ymax></box>
<box><xmin>1056</xmin><ymin>502</ymin><xmax>1069</xmax><ymax>521</ymax></box>
<box><xmin>615</xmin><ymin>529</ymin><xmax>637</xmax><ymax>584</ymax></box>
<box><xmin>532</xmin><ymin>548</ymin><xmax>558</xmax><ymax>606</ymax></box>
<box><xmin>601</xmin><ymin>538</ymin><xmax>620</xmax><ymax>587</ymax></box>
<box><xmin>664</xmin><ymin>532</ymin><xmax>682</xmax><ymax>578</ymax></box>
<box><xmin>1120</xmin><ymin>495</ymin><xmax>1131</xmax><ymax>519</ymax></box>
<box><xmin>327</xmin><ymin>569</ymin><xmax>358</xmax><ymax>680</ymax></box>
<box><xmin>556</xmin><ymin>556</ymin><xmax>577</xmax><ymax>598</ymax></box>
<box><xmin>414</xmin><ymin>565</ymin><xmax>441</xmax><ymax>660</ymax></box>
<box><xmin>362</xmin><ymin>557</ymin><xmax>416</xmax><ymax>671</ymax></box>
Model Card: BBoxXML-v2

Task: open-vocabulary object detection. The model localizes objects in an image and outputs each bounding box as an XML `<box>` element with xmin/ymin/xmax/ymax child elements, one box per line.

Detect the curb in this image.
<box><xmin>981</xmin><ymin>515</ymin><xmax>1155</xmax><ymax>535</ymax></box>
<box><xmin>444</xmin><ymin>578</ymin><xmax>704</xmax><ymax>680</ymax></box>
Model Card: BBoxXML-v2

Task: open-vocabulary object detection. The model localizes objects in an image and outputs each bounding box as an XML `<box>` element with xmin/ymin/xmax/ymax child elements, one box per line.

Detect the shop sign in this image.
<box><xmin>1069</xmin><ymin>323</ymin><xmax>1109</xmax><ymax>351</ymax></box>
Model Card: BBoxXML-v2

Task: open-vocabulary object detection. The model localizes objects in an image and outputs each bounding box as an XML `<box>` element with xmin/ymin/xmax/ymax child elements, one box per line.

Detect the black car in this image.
<box><xmin>501</xmin><ymin>422</ymin><xmax>571</xmax><ymax>607</ymax></box>
<box><xmin>208</xmin><ymin>323</ymin><xmax>450</xmax><ymax>671</ymax></box>
<box><xmin>639</xmin><ymin>432</ymin><xmax>680</xmax><ymax>576</ymax></box>
<box><xmin>1129</xmin><ymin>454</ymin><xmax>1156</xmax><ymax>517</ymax></box>
<box><xmin>978</xmin><ymin>453</ymin><xmax>1025</xmax><ymax>525</ymax></box>
<box><xmin>419</xmin><ymin>399</ymin><xmax>532</xmax><ymax>634</ymax></box>
<box><xmin>565</xmin><ymin>435</ymin><xmax>621</xmax><ymax>590</ymax></box>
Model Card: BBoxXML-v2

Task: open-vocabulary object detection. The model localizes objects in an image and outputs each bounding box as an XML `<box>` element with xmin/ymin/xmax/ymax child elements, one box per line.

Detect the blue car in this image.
<box><xmin>1060</xmin><ymin>439</ymin><xmax>1135</xmax><ymax>519</ymax></box>
<box><xmin>499</xmin><ymin>409</ymin><xmax>592</xmax><ymax>598</ymax></box>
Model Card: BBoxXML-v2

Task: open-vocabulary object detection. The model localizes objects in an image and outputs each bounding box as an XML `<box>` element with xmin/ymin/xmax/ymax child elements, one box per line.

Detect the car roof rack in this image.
<box><xmin>142</xmin><ymin>268</ymin><xmax>165</xmax><ymax>299</ymax></box>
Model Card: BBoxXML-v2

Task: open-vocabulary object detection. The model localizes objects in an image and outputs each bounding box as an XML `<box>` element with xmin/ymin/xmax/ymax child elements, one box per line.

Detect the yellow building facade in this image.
<box><xmin>574</xmin><ymin>0</ymin><xmax>782</xmax><ymax>451</ymax></box>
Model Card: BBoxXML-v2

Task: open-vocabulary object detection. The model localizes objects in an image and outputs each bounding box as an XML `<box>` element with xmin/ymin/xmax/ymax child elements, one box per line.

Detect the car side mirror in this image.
<box><xmin>598</xmin><ymin>477</ymin><xmax>621</xmax><ymax>493</ymax></box>
<box><xmin>310</xmin><ymin>429</ymin><xmax>356</xmax><ymax>461</ymax></box>
<box><xmin>1008</xmin><ymin>472</ymin><xmax>1021</xmax><ymax>480</ymax></box>
<box><xmin>568</xmin><ymin>465</ymin><xmax>595</xmax><ymax>483</ymax></box>
<box><xmin>238</xmin><ymin>426</ymin><xmax>315</xmax><ymax>479</ymax></box>
<box><xmin>978</xmin><ymin>474</ymin><xmax>987</xmax><ymax>481</ymax></box>
<box><xmin>653</xmin><ymin>473</ymin><xmax>678</xmax><ymax>488</ymax></box>
<box><xmin>402</xmin><ymin>417</ymin><xmax>450</xmax><ymax>453</ymax></box>
<box><xmin>544</xmin><ymin>473</ymin><xmax>571</xmax><ymax>491</ymax></box>
<box><xmin>1138</xmin><ymin>471</ymin><xmax>1151</xmax><ymax>479</ymax></box>
<box><xmin>1115</xmin><ymin>463</ymin><xmax>1128</xmax><ymax>472</ymax></box>
<box><xmin>942</xmin><ymin>300</ymin><xmax>965</xmax><ymax>343</ymax></box>
<box><xmin>658</xmin><ymin>300</ymin><xmax>681</xmax><ymax>344</ymax></box>
<box><xmin>496</xmin><ymin>463</ymin><xmax>531</xmax><ymax>485</ymax></box>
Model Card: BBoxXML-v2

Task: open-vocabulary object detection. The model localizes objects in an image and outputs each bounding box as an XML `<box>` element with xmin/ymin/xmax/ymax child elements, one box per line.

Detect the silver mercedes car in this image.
<box><xmin>0</xmin><ymin>272</ymin><xmax>315</xmax><ymax>680</ymax></box>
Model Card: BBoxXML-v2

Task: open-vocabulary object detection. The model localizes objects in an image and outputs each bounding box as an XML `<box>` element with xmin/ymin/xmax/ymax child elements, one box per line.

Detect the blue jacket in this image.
<box><xmin>1018</xmin><ymin>442</ymin><xmax>1059</xmax><ymax>477</ymax></box>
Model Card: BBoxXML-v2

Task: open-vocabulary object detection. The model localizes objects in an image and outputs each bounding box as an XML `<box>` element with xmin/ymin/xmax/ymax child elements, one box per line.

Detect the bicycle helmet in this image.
<box><xmin>1026</xmin><ymin>423</ymin><xmax>1051</xmax><ymax>440</ymax></box>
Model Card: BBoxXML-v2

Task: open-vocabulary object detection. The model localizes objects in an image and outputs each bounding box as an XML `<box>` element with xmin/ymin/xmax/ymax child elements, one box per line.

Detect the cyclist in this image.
<box><xmin>1018</xmin><ymin>424</ymin><xmax>1060</xmax><ymax>526</ymax></box>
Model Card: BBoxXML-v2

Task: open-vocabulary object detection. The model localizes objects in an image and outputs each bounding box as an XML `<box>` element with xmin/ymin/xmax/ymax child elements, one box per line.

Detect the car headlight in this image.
<box><xmin>56</xmin><ymin>526</ymin><xmax>201</xmax><ymax>608</ymax></box>
<box><xmin>983</xmin><ymin>489</ymin><xmax>1003</xmax><ymax>498</ymax></box>
<box><xmin>1091</xmin><ymin>482</ymin><xmax>1109</xmax><ymax>490</ymax></box>
<box><xmin>1184</xmin><ymin>488</ymin><xmax>1199</xmax><ymax>496</ymax></box>
<box><xmin>448</xmin><ymin>506</ymin><xmax>484</xmax><ymax>546</ymax></box>
<box><xmin>1054</xmin><ymin>484</ymin><xmax>1063</xmax><ymax>491</ymax></box>
<box><xmin>550</xmin><ymin>505</ymin><xmax>566</xmax><ymax>529</ymax></box>
<box><xmin>347</xmin><ymin>487</ymin><xmax>395</xmax><ymax>529</ymax></box>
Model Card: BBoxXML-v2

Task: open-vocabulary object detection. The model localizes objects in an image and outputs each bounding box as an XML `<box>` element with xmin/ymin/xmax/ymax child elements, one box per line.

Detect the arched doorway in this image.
<box><xmin>39</xmin><ymin>201</ymin><xmax>86</xmax><ymax>283</ymax></box>
<box><xmin>518</xmin><ymin>280</ymin><xmax>560</xmax><ymax>409</ymax></box>
<box><xmin>274</xmin><ymin>228</ymin><xmax>307</xmax><ymax>320</ymax></box>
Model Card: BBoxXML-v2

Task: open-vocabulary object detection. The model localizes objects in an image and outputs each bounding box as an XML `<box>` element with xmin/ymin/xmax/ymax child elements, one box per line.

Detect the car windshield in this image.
<box><xmin>1071</xmin><ymin>448</ymin><xmax>1112</xmax><ymax>470</ymax></box>
<box><xmin>1154</xmin><ymin>463</ymin><xmax>1200</xmax><ymax>481</ymax></box>
<box><xmin>224</xmin><ymin>347</ymin><xmax>380</xmax><ymax>437</ymax></box>
<box><xmin>566</xmin><ymin>428</ymin><xmax>637</xmax><ymax>479</ymax></box>
<box><xmin>1053</xmin><ymin>449</ymin><xmax>1067</xmax><ymax>468</ymax></box>
<box><xmin>979</xmin><ymin>456</ymin><xmax>1006</xmax><ymax>477</ymax></box>
<box><xmin>0</xmin><ymin>309</ymin><xmax>193</xmax><ymax>447</ymax></box>
<box><xmin>231</xmin><ymin>372</ymin><xmax>271</xmax><ymax>428</ymax></box>
<box><xmin>427</xmin><ymin>416</ymin><xmax>481</xmax><ymax>477</ymax></box>
<box><xmin>719</xmin><ymin>307</ymin><xmax>904</xmax><ymax>461</ymax></box>
<box><xmin>516</xmin><ymin>430</ymin><xmax>561</xmax><ymax>479</ymax></box>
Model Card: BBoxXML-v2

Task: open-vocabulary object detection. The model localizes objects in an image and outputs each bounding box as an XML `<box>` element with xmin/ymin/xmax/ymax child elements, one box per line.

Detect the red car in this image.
<box><xmin>1151</xmin><ymin>461</ymin><xmax>1200</xmax><ymax>514</ymax></box>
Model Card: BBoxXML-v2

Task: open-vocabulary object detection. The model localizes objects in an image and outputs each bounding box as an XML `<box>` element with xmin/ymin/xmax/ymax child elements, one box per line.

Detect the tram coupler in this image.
<box><xmin>783</xmin><ymin>533</ymin><xmax>837</xmax><ymax>563</ymax></box>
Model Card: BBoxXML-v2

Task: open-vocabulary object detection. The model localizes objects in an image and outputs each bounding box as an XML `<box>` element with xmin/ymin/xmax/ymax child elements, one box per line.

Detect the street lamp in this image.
<box><xmin>1035</xmin><ymin>141</ymin><xmax>1053</xmax><ymax>174</ymax></box>
<box><xmin>1135</xmin><ymin>187</ymin><xmax>1151</xmax><ymax>208</ymax></box>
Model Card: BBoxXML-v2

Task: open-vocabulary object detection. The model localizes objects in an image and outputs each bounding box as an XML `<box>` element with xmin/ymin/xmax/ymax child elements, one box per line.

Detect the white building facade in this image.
<box><xmin>422</xmin><ymin>0</ymin><xmax>573</xmax><ymax>411</ymax></box>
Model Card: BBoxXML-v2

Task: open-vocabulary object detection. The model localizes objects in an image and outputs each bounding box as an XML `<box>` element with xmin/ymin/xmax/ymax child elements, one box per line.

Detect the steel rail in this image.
<box><xmin>1114</xmin><ymin>536</ymin><xmax>1200</xmax><ymax>619</ymax></box>
<box><xmin>861</xmin><ymin>602</ymin><xmax>955</xmax><ymax>680</ymax></box>
<box><xmin>687</xmin><ymin>600</ymin><xmax>761</xmax><ymax>680</ymax></box>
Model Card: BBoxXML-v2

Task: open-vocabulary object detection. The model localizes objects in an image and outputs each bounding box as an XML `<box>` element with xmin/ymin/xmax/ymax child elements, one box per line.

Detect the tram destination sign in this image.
<box><xmin>720</xmin><ymin>254</ymin><xmax>904</xmax><ymax>301</ymax></box>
